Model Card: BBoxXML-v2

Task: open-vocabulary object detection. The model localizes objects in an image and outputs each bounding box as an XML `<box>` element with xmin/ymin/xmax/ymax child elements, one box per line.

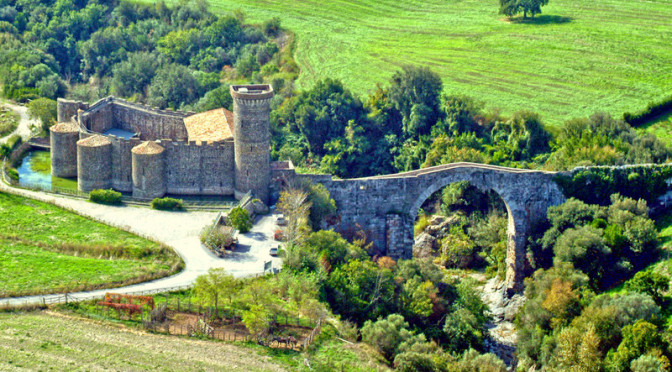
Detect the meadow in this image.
<box><xmin>0</xmin><ymin>192</ymin><xmax>181</xmax><ymax>297</ymax></box>
<box><xmin>0</xmin><ymin>312</ymin><xmax>289</xmax><ymax>371</ymax></box>
<box><xmin>144</xmin><ymin>0</ymin><xmax>672</xmax><ymax>126</ymax></box>
<box><xmin>639</xmin><ymin>112</ymin><xmax>672</xmax><ymax>147</ymax></box>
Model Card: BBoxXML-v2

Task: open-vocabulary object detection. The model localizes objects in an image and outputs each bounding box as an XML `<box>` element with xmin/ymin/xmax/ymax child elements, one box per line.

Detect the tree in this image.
<box><xmin>111</xmin><ymin>52</ymin><xmax>162</xmax><ymax>98</ymax></box>
<box><xmin>193</xmin><ymin>268</ymin><xmax>239</xmax><ymax>313</ymax></box>
<box><xmin>625</xmin><ymin>271</ymin><xmax>670</xmax><ymax>305</ymax></box>
<box><xmin>148</xmin><ymin>63</ymin><xmax>201</xmax><ymax>109</ymax></box>
<box><xmin>499</xmin><ymin>0</ymin><xmax>549</xmax><ymax>19</ymax></box>
<box><xmin>228</xmin><ymin>206</ymin><xmax>252</xmax><ymax>233</ymax></box>
<box><xmin>325</xmin><ymin>259</ymin><xmax>396</xmax><ymax>324</ymax></box>
<box><xmin>388</xmin><ymin>66</ymin><xmax>443</xmax><ymax>139</ymax></box>
<box><xmin>361</xmin><ymin>313</ymin><xmax>415</xmax><ymax>360</ymax></box>
<box><xmin>277</xmin><ymin>188</ymin><xmax>311</xmax><ymax>247</ymax></box>
<box><xmin>27</xmin><ymin>97</ymin><xmax>57</xmax><ymax>132</ymax></box>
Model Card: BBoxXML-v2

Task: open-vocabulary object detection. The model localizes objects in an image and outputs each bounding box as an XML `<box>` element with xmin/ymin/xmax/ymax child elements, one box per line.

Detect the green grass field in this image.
<box><xmin>639</xmin><ymin>112</ymin><xmax>672</xmax><ymax>147</ymax></box>
<box><xmin>0</xmin><ymin>192</ymin><xmax>181</xmax><ymax>297</ymax></box>
<box><xmin>144</xmin><ymin>0</ymin><xmax>672</xmax><ymax>126</ymax></box>
<box><xmin>0</xmin><ymin>312</ymin><xmax>289</xmax><ymax>371</ymax></box>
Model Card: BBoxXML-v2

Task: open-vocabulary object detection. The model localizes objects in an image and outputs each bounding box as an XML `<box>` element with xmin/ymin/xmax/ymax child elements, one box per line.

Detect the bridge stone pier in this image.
<box><xmin>316</xmin><ymin>163</ymin><xmax>566</xmax><ymax>292</ymax></box>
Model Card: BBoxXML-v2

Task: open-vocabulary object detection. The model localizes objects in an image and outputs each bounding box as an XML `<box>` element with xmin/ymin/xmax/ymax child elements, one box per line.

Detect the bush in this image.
<box><xmin>6</xmin><ymin>167</ymin><xmax>18</xmax><ymax>181</ymax></box>
<box><xmin>151</xmin><ymin>197</ymin><xmax>184</xmax><ymax>211</ymax></box>
<box><xmin>555</xmin><ymin>166</ymin><xmax>672</xmax><ymax>205</ymax></box>
<box><xmin>228</xmin><ymin>206</ymin><xmax>252</xmax><ymax>233</ymax></box>
<box><xmin>89</xmin><ymin>189</ymin><xmax>122</xmax><ymax>205</ymax></box>
<box><xmin>201</xmin><ymin>225</ymin><xmax>236</xmax><ymax>253</ymax></box>
<box><xmin>623</xmin><ymin>95</ymin><xmax>672</xmax><ymax>127</ymax></box>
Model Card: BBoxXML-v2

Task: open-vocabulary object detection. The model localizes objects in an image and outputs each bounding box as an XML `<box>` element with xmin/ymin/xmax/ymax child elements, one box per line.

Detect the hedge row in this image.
<box><xmin>89</xmin><ymin>189</ymin><xmax>122</xmax><ymax>205</ymax></box>
<box><xmin>555</xmin><ymin>165</ymin><xmax>672</xmax><ymax>205</ymax></box>
<box><xmin>151</xmin><ymin>197</ymin><xmax>184</xmax><ymax>211</ymax></box>
<box><xmin>623</xmin><ymin>95</ymin><xmax>672</xmax><ymax>127</ymax></box>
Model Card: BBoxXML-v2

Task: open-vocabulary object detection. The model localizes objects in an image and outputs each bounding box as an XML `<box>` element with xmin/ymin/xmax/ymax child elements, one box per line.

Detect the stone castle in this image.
<box><xmin>51</xmin><ymin>84</ymin><xmax>274</xmax><ymax>203</ymax></box>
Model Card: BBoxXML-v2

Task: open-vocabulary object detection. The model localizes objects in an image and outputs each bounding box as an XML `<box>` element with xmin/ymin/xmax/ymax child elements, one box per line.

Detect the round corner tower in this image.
<box><xmin>50</xmin><ymin>121</ymin><xmax>79</xmax><ymax>178</ymax></box>
<box><xmin>230</xmin><ymin>84</ymin><xmax>273</xmax><ymax>204</ymax></box>
<box><xmin>131</xmin><ymin>141</ymin><xmax>166</xmax><ymax>199</ymax></box>
<box><xmin>77</xmin><ymin>134</ymin><xmax>112</xmax><ymax>192</ymax></box>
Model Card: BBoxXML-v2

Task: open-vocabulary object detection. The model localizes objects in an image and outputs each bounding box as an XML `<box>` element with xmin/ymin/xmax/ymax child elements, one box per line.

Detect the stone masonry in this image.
<box><xmin>52</xmin><ymin>85</ymin><xmax>274</xmax><ymax>201</ymax></box>
<box><xmin>276</xmin><ymin>162</ymin><xmax>566</xmax><ymax>293</ymax></box>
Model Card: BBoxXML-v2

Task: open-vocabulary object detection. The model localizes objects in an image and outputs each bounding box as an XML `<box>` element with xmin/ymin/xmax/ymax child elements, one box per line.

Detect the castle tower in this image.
<box><xmin>131</xmin><ymin>141</ymin><xmax>166</xmax><ymax>199</ymax></box>
<box><xmin>77</xmin><ymin>134</ymin><xmax>112</xmax><ymax>192</ymax></box>
<box><xmin>57</xmin><ymin>98</ymin><xmax>88</xmax><ymax>123</ymax></box>
<box><xmin>50</xmin><ymin>121</ymin><xmax>79</xmax><ymax>178</ymax></box>
<box><xmin>231</xmin><ymin>84</ymin><xmax>274</xmax><ymax>204</ymax></box>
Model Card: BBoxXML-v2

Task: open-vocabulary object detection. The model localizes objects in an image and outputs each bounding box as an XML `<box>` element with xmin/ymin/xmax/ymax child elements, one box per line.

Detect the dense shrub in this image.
<box><xmin>228</xmin><ymin>206</ymin><xmax>252</xmax><ymax>233</ymax></box>
<box><xmin>623</xmin><ymin>95</ymin><xmax>672</xmax><ymax>127</ymax></box>
<box><xmin>150</xmin><ymin>197</ymin><xmax>184</xmax><ymax>211</ymax></box>
<box><xmin>200</xmin><ymin>226</ymin><xmax>235</xmax><ymax>253</ymax></box>
<box><xmin>89</xmin><ymin>189</ymin><xmax>122</xmax><ymax>205</ymax></box>
<box><xmin>555</xmin><ymin>165</ymin><xmax>672</xmax><ymax>205</ymax></box>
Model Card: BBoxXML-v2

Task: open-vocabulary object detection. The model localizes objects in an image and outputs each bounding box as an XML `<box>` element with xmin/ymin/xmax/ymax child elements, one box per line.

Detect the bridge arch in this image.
<box><xmin>299</xmin><ymin>163</ymin><xmax>567</xmax><ymax>292</ymax></box>
<box><xmin>407</xmin><ymin>175</ymin><xmax>523</xmax><ymax>290</ymax></box>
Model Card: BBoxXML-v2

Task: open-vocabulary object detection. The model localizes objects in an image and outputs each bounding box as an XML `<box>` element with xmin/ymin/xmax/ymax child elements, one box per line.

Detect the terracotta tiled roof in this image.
<box><xmin>77</xmin><ymin>134</ymin><xmax>111</xmax><ymax>147</ymax></box>
<box><xmin>132</xmin><ymin>141</ymin><xmax>164</xmax><ymax>155</ymax></box>
<box><xmin>183</xmin><ymin>108</ymin><xmax>233</xmax><ymax>143</ymax></box>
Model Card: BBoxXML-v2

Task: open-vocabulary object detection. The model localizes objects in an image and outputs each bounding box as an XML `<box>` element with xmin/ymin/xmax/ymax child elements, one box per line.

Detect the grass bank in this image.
<box><xmin>0</xmin><ymin>105</ymin><xmax>19</xmax><ymax>137</ymax></box>
<box><xmin>143</xmin><ymin>0</ymin><xmax>672</xmax><ymax>126</ymax></box>
<box><xmin>0</xmin><ymin>192</ymin><xmax>182</xmax><ymax>298</ymax></box>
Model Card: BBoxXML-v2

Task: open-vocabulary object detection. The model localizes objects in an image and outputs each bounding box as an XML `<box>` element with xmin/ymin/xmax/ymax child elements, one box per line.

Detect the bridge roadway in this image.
<box><xmin>354</xmin><ymin>162</ymin><xmax>557</xmax><ymax>180</ymax></box>
<box><xmin>0</xmin><ymin>181</ymin><xmax>282</xmax><ymax>307</ymax></box>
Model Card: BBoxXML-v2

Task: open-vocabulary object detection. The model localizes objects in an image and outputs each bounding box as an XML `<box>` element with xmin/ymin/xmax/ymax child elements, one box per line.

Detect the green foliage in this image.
<box><xmin>388</xmin><ymin>65</ymin><xmax>443</xmax><ymax>139</ymax></box>
<box><xmin>303</xmin><ymin>181</ymin><xmax>336</xmax><ymax>229</ymax></box>
<box><xmin>193</xmin><ymin>268</ymin><xmax>239</xmax><ymax>309</ymax></box>
<box><xmin>228</xmin><ymin>206</ymin><xmax>252</xmax><ymax>233</ymax></box>
<box><xmin>361</xmin><ymin>313</ymin><xmax>416</xmax><ymax>360</ymax></box>
<box><xmin>150</xmin><ymin>197</ymin><xmax>184</xmax><ymax>211</ymax></box>
<box><xmin>200</xmin><ymin>225</ymin><xmax>235</xmax><ymax>253</ymax></box>
<box><xmin>0</xmin><ymin>107</ymin><xmax>19</xmax><ymax>137</ymax></box>
<box><xmin>148</xmin><ymin>63</ymin><xmax>201</xmax><ymax>109</ymax></box>
<box><xmin>538</xmin><ymin>195</ymin><xmax>658</xmax><ymax>290</ymax></box>
<box><xmin>0</xmin><ymin>1</ymin><xmax>288</xmax><ymax>110</ymax></box>
<box><xmin>624</xmin><ymin>95</ymin><xmax>672</xmax><ymax>127</ymax></box>
<box><xmin>606</xmin><ymin>320</ymin><xmax>668</xmax><ymax>372</ymax></box>
<box><xmin>499</xmin><ymin>0</ymin><xmax>550</xmax><ymax>19</ymax></box>
<box><xmin>27</xmin><ymin>98</ymin><xmax>57</xmax><ymax>132</ymax></box>
<box><xmin>555</xmin><ymin>165</ymin><xmax>672</xmax><ymax>205</ymax></box>
<box><xmin>262</xmin><ymin>17</ymin><xmax>282</xmax><ymax>37</ymax></box>
<box><xmin>325</xmin><ymin>259</ymin><xmax>396</xmax><ymax>324</ymax></box>
<box><xmin>624</xmin><ymin>270</ymin><xmax>670</xmax><ymax>305</ymax></box>
<box><xmin>89</xmin><ymin>189</ymin><xmax>122</xmax><ymax>205</ymax></box>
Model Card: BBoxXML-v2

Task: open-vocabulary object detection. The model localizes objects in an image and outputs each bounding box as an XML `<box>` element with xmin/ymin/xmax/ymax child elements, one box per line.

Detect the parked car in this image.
<box><xmin>276</xmin><ymin>216</ymin><xmax>287</xmax><ymax>226</ymax></box>
<box><xmin>269</xmin><ymin>246</ymin><xmax>279</xmax><ymax>256</ymax></box>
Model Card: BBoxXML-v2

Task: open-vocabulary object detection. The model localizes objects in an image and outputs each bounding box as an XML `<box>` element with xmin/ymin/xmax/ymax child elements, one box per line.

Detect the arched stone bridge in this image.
<box><xmin>317</xmin><ymin>163</ymin><xmax>566</xmax><ymax>292</ymax></box>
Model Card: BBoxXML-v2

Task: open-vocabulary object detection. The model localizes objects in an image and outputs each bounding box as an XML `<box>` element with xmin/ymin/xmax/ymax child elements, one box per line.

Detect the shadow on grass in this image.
<box><xmin>510</xmin><ymin>15</ymin><xmax>572</xmax><ymax>25</ymax></box>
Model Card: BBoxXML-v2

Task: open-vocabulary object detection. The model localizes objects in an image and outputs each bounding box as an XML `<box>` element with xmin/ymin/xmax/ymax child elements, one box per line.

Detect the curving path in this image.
<box><xmin>0</xmin><ymin>101</ymin><xmax>38</xmax><ymax>144</ymax></box>
<box><xmin>0</xmin><ymin>181</ymin><xmax>283</xmax><ymax>306</ymax></box>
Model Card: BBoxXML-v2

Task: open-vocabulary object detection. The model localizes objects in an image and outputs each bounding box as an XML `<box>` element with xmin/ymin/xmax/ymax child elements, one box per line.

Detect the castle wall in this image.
<box><xmin>80</xmin><ymin>100</ymin><xmax>114</xmax><ymax>134</ymax></box>
<box><xmin>163</xmin><ymin>140</ymin><xmax>235</xmax><ymax>195</ymax></box>
<box><xmin>112</xmin><ymin>102</ymin><xmax>189</xmax><ymax>141</ymax></box>
<box><xmin>110</xmin><ymin>137</ymin><xmax>140</xmax><ymax>192</ymax></box>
